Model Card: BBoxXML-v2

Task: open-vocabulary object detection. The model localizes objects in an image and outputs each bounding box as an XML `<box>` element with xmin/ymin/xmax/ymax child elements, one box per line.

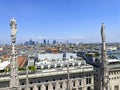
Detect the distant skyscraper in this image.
<box><xmin>29</xmin><ymin>39</ymin><xmax>35</xmax><ymax>45</ymax></box>
<box><xmin>53</xmin><ymin>40</ymin><xmax>57</xmax><ymax>45</ymax></box>
<box><xmin>24</xmin><ymin>41</ymin><xmax>29</xmax><ymax>45</ymax></box>
<box><xmin>43</xmin><ymin>39</ymin><xmax>46</xmax><ymax>45</ymax></box>
<box><xmin>29</xmin><ymin>39</ymin><xmax>33</xmax><ymax>45</ymax></box>
<box><xmin>47</xmin><ymin>40</ymin><xmax>49</xmax><ymax>45</ymax></box>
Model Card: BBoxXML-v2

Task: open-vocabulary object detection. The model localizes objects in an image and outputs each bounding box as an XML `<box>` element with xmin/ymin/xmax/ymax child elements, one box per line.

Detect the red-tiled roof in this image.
<box><xmin>6</xmin><ymin>56</ymin><xmax>27</xmax><ymax>69</ymax></box>
<box><xmin>18</xmin><ymin>56</ymin><xmax>27</xmax><ymax>68</ymax></box>
<box><xmin>2</xmin><ymin>54</ymin><xmax>10</xmax><ymax>59</ymax></box>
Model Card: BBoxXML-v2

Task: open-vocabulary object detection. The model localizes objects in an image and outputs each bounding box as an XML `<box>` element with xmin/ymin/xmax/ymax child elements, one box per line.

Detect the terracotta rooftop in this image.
<box><xmin>2</xmin><ymin>54</ymin><xmax>10</xmax><ymax>59</ymax></box>
<box><xmin>18</xmin><ymin>56</ymin><xmax>27</xmax><ymax>68</ymax></box>
<box><xmin>6</xmin><ymin>56</ymin><xmax>27</xmax><ymax>69</ymax></box>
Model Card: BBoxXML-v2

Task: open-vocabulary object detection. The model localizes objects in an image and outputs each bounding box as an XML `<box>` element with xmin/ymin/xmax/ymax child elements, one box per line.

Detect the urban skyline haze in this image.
<box><xmin>0</xmin><ymin>0</ymin><xmax>120</xmax><ymax>44</ymax></box>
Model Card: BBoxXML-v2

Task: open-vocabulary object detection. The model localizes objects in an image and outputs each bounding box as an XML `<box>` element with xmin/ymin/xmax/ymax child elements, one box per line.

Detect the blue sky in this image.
<box><xmin>0</xmin><ymin>0</ymin><xmax>120</xmax><ymax>44</ymax></box>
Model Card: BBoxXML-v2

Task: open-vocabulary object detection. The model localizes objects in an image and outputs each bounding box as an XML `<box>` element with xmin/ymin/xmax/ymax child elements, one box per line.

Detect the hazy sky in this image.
<box><xmin>0</xmin><ymin>0</ymin><xmax>120</xmax><ymax>44</ymax></box>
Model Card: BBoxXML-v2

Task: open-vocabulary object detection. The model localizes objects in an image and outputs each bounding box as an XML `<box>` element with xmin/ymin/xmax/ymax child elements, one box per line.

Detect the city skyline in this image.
<box><xmin>0</xmin><ymin>0</ymin><xmax>120</xmax><ymax>44</ymax></box>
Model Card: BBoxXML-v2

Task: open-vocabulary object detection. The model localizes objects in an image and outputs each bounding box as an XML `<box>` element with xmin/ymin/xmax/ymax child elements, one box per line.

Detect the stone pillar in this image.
<box><xmin>69</xmin><ymin>80</ymin><xmax>72</xmax><ymax>90</ymax></box>
<box><xmin>54</xmin><ymin>64</ymin><xmax>57</xmax><ymax>68</ymax></box>
<box><xmin>10</xmin><ymin>17</ymin><xmax>19</xmax><ymax>90</ymax></box>
<box><xmin>18</xmin><ymin>87</ymin><xmax>21</xmax><ymax>90</ymax></box>
<box><xmin>48</xmin><ymin>65</ymin><xmax>51</xmax><ymax>69</ymax></box>
<box><xmin>82</xmin><ymin>77</ymin><xmax>86</xmax><ymax>90</ymax></box>
<box><xmin>90</xmin><ymin>76</ymin><xmax>94</xmax><ymax>90</ymax></box>
<box><xmin>33</xmin><ymin>85</ymin><xmax>38</xmax><ymax>90</ymax></box>
<box><xmin>60</xmin><ymin>64</ymin><xmax>63</xmax><ymax>68</ymax></box>
<box><xmin>41</xmin><ymin>84</ymin><xmax>45</xmax><ymax>90</ymax></box>
<box><xmin>55</xmin><ymin>82</ymin><xmax>60</xmax><ymax>90</ymax></box>
<box><xmin>75</xmin><ymin>79</ymin><xmax>79</xmax><ymax>90</ymax></box>
<box><xmin>72</xmin><ymin>63</ymin><xmax>75</xmax><ymax>66</ymax></box>
<box><xmin>91</xmin><ymin>76</ymin><xmax>93</xmax><ymax>84</ymax></box>
<box><xmin>78</xmin><ymin>62</ymin><xmax>81</xmax><ymax>66</ymax></box>
<box><xmin>25</xmin><ymin>87</ymin><xmax>30</xmax><ymax>90</ymax></box>
<box><xmin>62</xmin><ymin>81</ymin><xmax>67</xmax><ymax>90</ymax></box>
<box><xmin>41</xmin><ymin>65</ymin><xmax>44</xmax><ymax>69</ymax></box>
<box><xmin>48</xmin><ymin>83</ymin><xmax>53</xmax><ymax>90</ymax></box>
